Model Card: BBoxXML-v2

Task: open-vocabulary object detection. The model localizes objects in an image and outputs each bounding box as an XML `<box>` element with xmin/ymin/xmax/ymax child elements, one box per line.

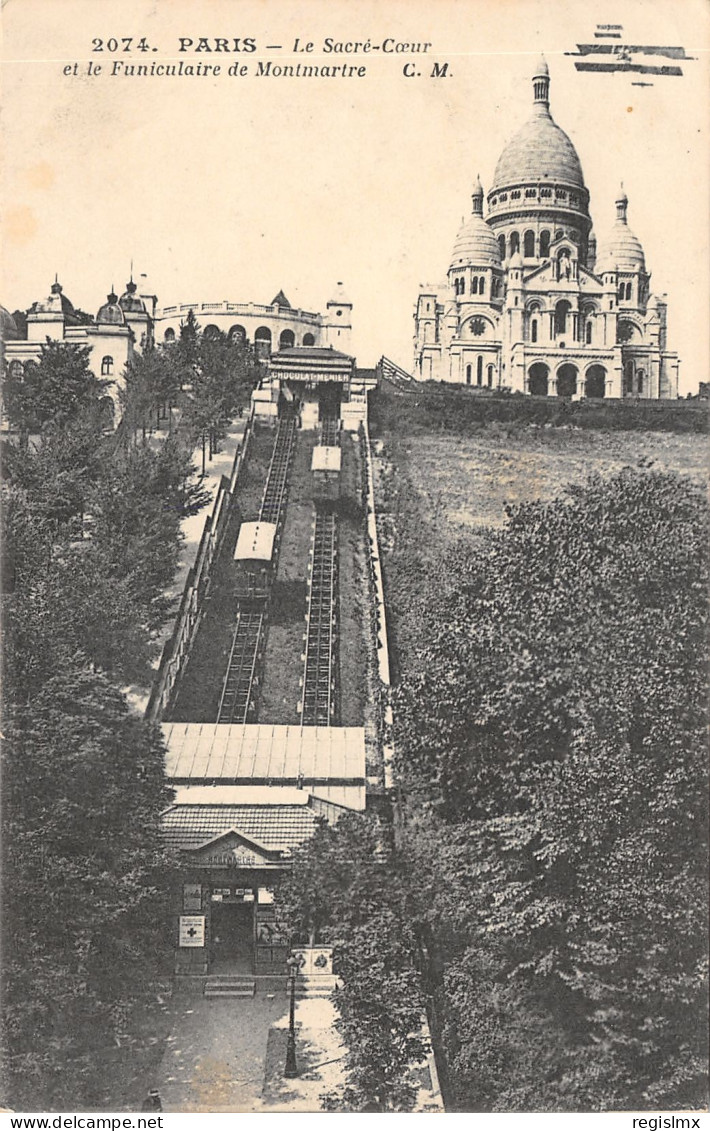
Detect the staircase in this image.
<box><xmin>204</xmin><ymin>975</ymin><xmax>256</xmax><ymax>998</ymax></box>
<box><xmin>377</xmin><ymin>355</ymin><xmax>417</xmax><ymax>390</ymax></box>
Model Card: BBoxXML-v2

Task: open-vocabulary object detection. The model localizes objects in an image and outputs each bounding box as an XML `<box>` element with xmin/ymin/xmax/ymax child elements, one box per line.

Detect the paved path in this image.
<box><xmin>156</xmin><ymin>992</ymin><xmax>344</xmax><ymax>1113</ymax></box>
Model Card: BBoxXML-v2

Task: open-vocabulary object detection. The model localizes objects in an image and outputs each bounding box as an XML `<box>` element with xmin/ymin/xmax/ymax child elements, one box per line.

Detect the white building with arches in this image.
<box><xmin>155</xmin><ymin>284</ymin><xmax>352</xmax><ymax>359</ymax></box>
<box><xmin>413</xmin><ymin>59</ymin><xmax>679</xmax><ymax>399</ymax></box>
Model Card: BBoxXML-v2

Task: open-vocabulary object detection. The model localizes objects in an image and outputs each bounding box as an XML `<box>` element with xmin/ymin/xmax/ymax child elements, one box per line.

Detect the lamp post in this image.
<box><xmin>284</xmin><ymin>953</ymin><xmax>300</xmax><ymax>1078</ymax></box>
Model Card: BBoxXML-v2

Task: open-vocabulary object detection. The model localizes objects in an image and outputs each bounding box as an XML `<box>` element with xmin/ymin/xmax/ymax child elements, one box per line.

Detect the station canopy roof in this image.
<box><xmin>311</xmin><ymin>446</ymin><xmax>342</xmax><ymax>473</ymax></box>
<box><xmin>161</xmin><ymin>800</ymin><xmax>319</xmax><ymax>853</ymax></box>
<box><xmin>234</xmin><ymin>521</ymin><xmax>276</xmax><ymax>562</ymax></box>
<box><xmin>162</xmin><ymin>722</ymin><xmax>366</xmax><ymax>784</ymax></box>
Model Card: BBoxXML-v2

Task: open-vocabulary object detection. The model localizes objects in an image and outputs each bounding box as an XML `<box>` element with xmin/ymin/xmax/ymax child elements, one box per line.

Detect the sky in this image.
<box><xmin>2</xmin><ymin>0</ymin><xmax>709</xmax><ymax>391</ymax></box>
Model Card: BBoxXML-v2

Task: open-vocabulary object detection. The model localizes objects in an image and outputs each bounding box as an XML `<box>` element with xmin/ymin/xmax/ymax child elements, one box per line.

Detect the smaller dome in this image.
<box><xmin>119</xmin><ymin>279</ymin><xmax>147</xmax><ymax>314</ymax></box>
<box><xmin>1</xmin><ymin>306</ymin><xmax>19</xmax><ymax>341</ymax></box>
<box><xmin>533</xmin><ymin>54</ymin><xmax>549</xmax><ymax>77</ymax></box>
<box><xmin>450</xmin><ymin>214</ymin><xmax>501</xmax><ymax>269</ymax></box>
<box><xmin>97</xmin><ymin>290</ymin><xmax>125</xmax><ymax>325</ymax></box>
<box><xmin>597</xmin><ymin>188</ymin><xmax>646</xmax><ymax>272</ymax></box>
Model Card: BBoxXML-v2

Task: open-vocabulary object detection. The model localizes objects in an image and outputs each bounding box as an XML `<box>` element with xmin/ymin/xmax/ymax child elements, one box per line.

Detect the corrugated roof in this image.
<box><xmin>162</xmin><ymin>723</ymin><xmax>366</xmax><ymax>783</ymax></box>
<box><xmin>162</xmin><ymin>804</ymin><xmax>319</xmax><ymax>852</ymax></box>
<box><xmin>311</xmin><ymin>446</ymin><xmax>342</xmax><ymax>473</ymax></box>
<box><xmin>234</xmin><ymin>521</ymin><xmax>276</xmax><ymax>562</ymax></box>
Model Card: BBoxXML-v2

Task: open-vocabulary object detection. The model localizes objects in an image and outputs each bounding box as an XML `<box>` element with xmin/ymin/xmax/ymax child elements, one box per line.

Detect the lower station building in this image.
<box><xmin>162</xmin><ymin>724</ymin><xmax>366</xmax><ymax>976</ymax></box>
<box><xmin>413</xmin><ymin>59</ymin><xmax>679</xmax><ymax>399</ymax></box>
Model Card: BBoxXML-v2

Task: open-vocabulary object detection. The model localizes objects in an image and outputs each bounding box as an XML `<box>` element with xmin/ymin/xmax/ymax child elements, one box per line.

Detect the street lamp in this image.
<box><xmin>284</xmin><ymin>953</ymin><xmax>300</xmax><ymax>1078</ymax></box>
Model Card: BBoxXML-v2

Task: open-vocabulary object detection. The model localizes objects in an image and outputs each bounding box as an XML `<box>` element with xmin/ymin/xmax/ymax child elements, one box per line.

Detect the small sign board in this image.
<box><xmin>179</xmin><ymin>915</ymin><xmax>205</xmax><ymax>948</ymax></box>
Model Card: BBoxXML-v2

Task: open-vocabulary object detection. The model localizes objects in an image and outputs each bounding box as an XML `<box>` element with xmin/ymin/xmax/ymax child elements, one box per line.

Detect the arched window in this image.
<box><xmin>531</xmin><ymin>318</ymin><xmax>538</xmax><ymax>343</ymax></box>
<box><xmin>557</xmin><ymin>364</ymin><xmax>578</xmax><ymax>398</ymax></box>
<box><xmin>528</xmin><ymin>363</ymin><xmax>549</xmax><ymax>396</ymax></box>
<box><xmin>101</xmin><ymin>356</ymin><xmax>114</xmax><ymax>376</ymax></box>
<box><xmin>539</xmin><ymin>230</ymin><xmax>551</xmax><ymax>257</ymax></box>
<box><xmin>203</xmin><ymin>324</ymin><xmax>221</xmax><ymax>341</ymax></box>
<box><xmin>509</xmin><ymin>231</ymin><xmax>520</xmax><ymax>256</ymax></box>
<box><xmin>554</xmin><ymin>300</ymin><xmax>571</xmax><ymax>336</ymax></box>
<box><xmin>585</xmin><ymin>320</ymin><xmax>593</xmax><ymax>344</ymax></box>
<box><xmin>498</xmin><ymin>234</ymin><xmax>506</xmax><ymax>260</ymax></box>
<box><xmin>466</xmin><ymin>364</ymin><xmax>472</xmax><ymax>385</ymax></box>
<box><xmin>585</xmin><ymin>365</ymin><xmax>606</xmax><ymax>398</ymax></box>
<box><xmin>626</xmin><ymin>282</ymin><xmax>632</xmax><ymax>301</ymax></box>
<box><xmin>624</xmin><ymin>360</ymin><xmax>634</xmax><ymax>395</ymax></box>
<box><xmin>228</xmin><ymin>324</ymin><xmax>247</xmax><ymax>344</ymax></box>
<box><xmin>164</xmin><ymin>327</ymin><xmax>175</xmax><ymax>343</ymax></box>
<box><xmin>618</xmin><ymin>283</ymin><xmax>625</xmax><ymax>301</ymax></box>
<box><xmin>637</xmin><ymin>369</ymin><xmax>645</xmax><ymax>394</ymax></box>
<box><xmin>479</xmin><ymin>276</ymin><xmax>485</xmax><ymax>296</ymax></box>
<box><xmin>303</xmin><ymin>332</ymin><xmax>315</xmax><ymax>346</ymax></box>
<box><xmin>279</xmin><ymin>329</ymin><xmax>295</xmax><ymax>349</ymax></box>
<box><xmin>524</xmin><ymin>230</ymin><xmax>535</xmax><ymax>258</ymax></box>
<box><xmin>487</xmin><ymin>365</ymin><xmax>494</xmax><ymax>388</ymax></box>
<box><xmin>476</xmin><ymin>356</ymin><xmax>483</xmax><ymax>386</ymax></box>
<box><xmin>8</xmin><ymin>360</ymin><xmax>24</xmax><ymax>380</ymax></box>
<box><xmin>254</xmin><ymin>326</ymin><xmax>272</xmax><ymax>358</ymax></box>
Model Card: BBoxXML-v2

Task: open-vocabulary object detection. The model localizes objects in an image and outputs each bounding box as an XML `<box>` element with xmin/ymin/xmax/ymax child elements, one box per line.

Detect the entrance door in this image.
<box><xmin>211</xmin><ymin>901</ymin><xmax>254</xmax><ymax>973</ymax></box>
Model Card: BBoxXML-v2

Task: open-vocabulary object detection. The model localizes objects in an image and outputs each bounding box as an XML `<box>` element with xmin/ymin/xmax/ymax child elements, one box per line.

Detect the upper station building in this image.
<box><xmin>155</xmin><ymin>283</ymin><xmax>352</xmax><ymax>358</ymax></box>
<box><xmin>413</xmin><ymin>59</ymin><xmax>679</xmax><ymax>399</ymax></box>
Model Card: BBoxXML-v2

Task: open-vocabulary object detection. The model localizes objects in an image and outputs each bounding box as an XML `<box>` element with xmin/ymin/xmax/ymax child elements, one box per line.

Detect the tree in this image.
<box><xmin>3</xmin><ymin>341</ymin><xmax>105</xmax><ymax>439</ymax></box>
<box><xmin>394</xmin><ymin>470</ymin><xmax>709</xmax><ymax>1110</ymax></box>
<box><xmin>277</xmin><ymin>813</ymin><xmax>429</xmax><ymax>1112</ymax></box>
<box><xmin>1</xmin><ymin>666</ymin><xmax>174</xmax><ymax>1110</ymax></box>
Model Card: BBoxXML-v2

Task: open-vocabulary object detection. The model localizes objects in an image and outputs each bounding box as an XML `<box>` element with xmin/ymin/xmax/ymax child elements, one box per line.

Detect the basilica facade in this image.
<box><xmin>413</xmin><ymin>60</ymin><xmax>679</xmax><ymax>399</ymax></box>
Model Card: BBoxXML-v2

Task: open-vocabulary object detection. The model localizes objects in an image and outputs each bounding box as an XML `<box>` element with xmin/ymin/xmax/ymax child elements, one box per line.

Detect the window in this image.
<box><xmin>539</xmin><ymin>230</ymin><xmax>550</xmax><ymax>257</ymax></box>
<box><xmin>303</xmin><ymin>333</ymin><xmax>315</xmax><ymax>346</ymax></box>
<box><xmin>466</xmin><ymin>364</ymin><xmax>472</xmax><ymax>385</ymax></box>
<box><xmin>477</xmin><ymin>356</ymin><xmax>483</xmax><ymax>386</ymax></box>
<box><xmin>531</xmin><ymin>319</ymin><xmax>538</xmax><ymax>343</ymax></box>
<box><xmin>554</xmin><ymin>301</ymin><xmax>571</xmax><ymax>336</ymax></box>
<box><xmin>626</xmin><ymin>282</ymin><xmax>632</xmax><ymax>301</ymax></box>
<box><xmin>101</xmin><ymin>356</ymin><xmax>114</xmax><ymax>376</ymax></box>
<box><xmin>498</xmin><ymin>235</ymin><xmax>506</xmax><ymax>260</ymax></box>
<box><xmin>8</xmin><ymin>360</ymin><xmax>24</xmax><ymax>380</ymax></box>
<box><xmin>487</xmin><ymin>365</ymin><xmax>494</xmax><ymax>388</ymax></box>
<box><xmin>524</xmin><ymin>230</ymin><xmax>535</xmax><ymax>258</ymax></box>
<box><xmin>471</xmin><ymin>317</ymin><xmax>486</xmax><ymax>336</ymax></box>
<box><xmin>585</xmin><ymin>321</ymin><xmax>592</xmax><ymax>345</ymax></box>
<box><xmin>637</xmin><ymin>369</ymin><xmax>644</xmax><ymax>394</ymax></box>
<box><xmin>509</xmin><ymin>231</ymin><xmax>520</xmax><ymax>256</ymax></box>
<box><xmin>164</xmin><ymin>327</ymin><xmax>175</xmax><ymax>343</ymax></box>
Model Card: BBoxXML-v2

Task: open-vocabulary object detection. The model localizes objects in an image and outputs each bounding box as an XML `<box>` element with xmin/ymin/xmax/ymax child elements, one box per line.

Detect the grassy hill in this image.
<box><xmin>370</xmin><ymin>382</ymin><xmax>708</xmax><ymax>678</ymax></box>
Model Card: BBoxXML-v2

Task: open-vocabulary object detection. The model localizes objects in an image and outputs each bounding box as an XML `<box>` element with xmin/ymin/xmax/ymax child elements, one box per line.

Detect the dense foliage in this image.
<box><xmin>370</xmin><ymin>380</ymin><xmax>709</xmax><ymax>437</ymax></box>
<box><xmin>1</xmin><ymin>328</ymin><xmax>251</xmax><ymax>1108</ymax></box>
<box><xmin>283</xmin><ymin>466</ymin><xmax>708</xmax><ymax>1112</ymax></box>
<box><xmin>276</xmin><ymin>813</ymin><xmax>430</xmax><ymax>1112</ymax></box>
<box><xmin>390</xmin><ymin>469</ymin><xmax>708</xmax><ymax>1111</ymax></box>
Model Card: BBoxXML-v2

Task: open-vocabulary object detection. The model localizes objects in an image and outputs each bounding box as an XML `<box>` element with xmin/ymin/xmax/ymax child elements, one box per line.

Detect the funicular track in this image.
<box><xmin>301</xmin><ymin>509</ymin><xmax>338</xmax><ymax>726</ymax></box>
<box><xmin>259</xmin><ymin>416</ymin><xmax>297</xmax><ymax>526</ymax></box>
<box><xmin>319</xmin><ymin>416</ymin><xmax>340</xmax><ymax>447</ymax></box>
<box><xmin>216</xmin><ymin>609</ymin><xmax>264</xmax><ymax>723</ymax></box>
<box><xmin>216</xmin><ymin>416</ymin><xmax>296</xmax><ymax>724</ymax></box>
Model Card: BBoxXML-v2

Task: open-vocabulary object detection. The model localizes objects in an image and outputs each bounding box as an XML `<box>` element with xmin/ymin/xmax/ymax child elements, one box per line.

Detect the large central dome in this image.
<box><xmin>493</xmin><ymin>114</ymin><xmax>584</xmax><ymax>189</ymax></box>
<box><xmin>491</xmin><ymin>58</ymin><xmax>585</xmax><ymax>191</ymax></box>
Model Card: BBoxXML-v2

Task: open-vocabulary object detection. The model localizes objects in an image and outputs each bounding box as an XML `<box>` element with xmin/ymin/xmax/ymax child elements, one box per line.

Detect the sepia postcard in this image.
<box><xmin>2</xmin><ymin>0</ymin><xmax>709</xmax><ymax>1123</ymax></box>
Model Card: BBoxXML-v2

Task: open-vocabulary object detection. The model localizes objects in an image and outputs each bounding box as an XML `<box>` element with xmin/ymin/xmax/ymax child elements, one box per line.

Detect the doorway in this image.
<box><xmin>211</xmin><ymin>900</ymin><xmax>254</xmax><ymax>973</ymax></box>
